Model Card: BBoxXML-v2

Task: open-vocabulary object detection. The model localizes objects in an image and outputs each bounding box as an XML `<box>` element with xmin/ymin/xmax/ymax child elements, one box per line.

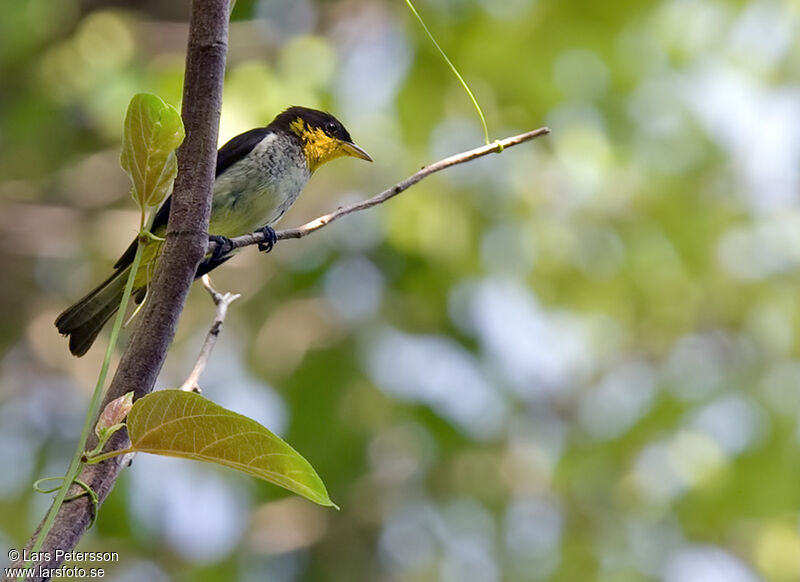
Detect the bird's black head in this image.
<box><xmin>269</xmin><ymin>106</ymin><xmax>372</xmax><ymax>171</ymax></box>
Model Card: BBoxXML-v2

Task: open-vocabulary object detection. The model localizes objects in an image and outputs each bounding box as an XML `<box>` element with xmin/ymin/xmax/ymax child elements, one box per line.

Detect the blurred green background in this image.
<box><xmin>2</xmin><ymin>0</ymin><xmax>800</xmax><ymax>580</ymax></box>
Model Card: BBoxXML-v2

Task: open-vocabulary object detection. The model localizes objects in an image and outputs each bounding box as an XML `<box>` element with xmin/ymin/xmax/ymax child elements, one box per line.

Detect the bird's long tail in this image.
<box><xmin>55</xmin><ymin>266</ymin><xmax>131</xmax><ymax>357</ymax></box>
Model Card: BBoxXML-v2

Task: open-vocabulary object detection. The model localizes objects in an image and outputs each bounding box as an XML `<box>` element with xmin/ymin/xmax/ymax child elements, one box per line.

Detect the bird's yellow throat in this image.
<box><xmin>290</xmin><ymin>118</ymin><xmax>351</xmax><ymax>172</ymax></box>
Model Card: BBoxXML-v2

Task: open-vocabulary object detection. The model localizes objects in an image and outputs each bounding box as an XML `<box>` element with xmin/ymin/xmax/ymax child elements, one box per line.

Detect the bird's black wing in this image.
<box><xmin>113</xmin><ymin>127</ymin><xmax>273</xmax><ymax>271</ymax></box>
<box><xmin>216</xmin><ymin>127</ymin><xmax>272</xmax><ymax>176</ymax></box>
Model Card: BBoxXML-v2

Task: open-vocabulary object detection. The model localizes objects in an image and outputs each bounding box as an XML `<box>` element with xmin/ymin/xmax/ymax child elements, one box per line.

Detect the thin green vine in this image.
<box><xmin>33</xmin><ymin>477</ymin><xmax>99</xmax><ymax>526</ymax></box>
<box><xmin>404</xmin><ymin>0</ymin><xmax>490</xmax><ymax>145</ymax></box>
<box><xmin>20</xmin><ymin>212</ymin><xmax>155</xmax><ymax>578</ymax></box>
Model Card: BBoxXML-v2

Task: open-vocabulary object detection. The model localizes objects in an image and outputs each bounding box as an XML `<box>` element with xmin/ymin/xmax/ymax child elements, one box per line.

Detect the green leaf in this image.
<box><xmin>119</xmin><ymin>93</ymin><xmax>185</xmax><ymax>209</ymax></box>
<box><xmin>127</xmin><ymin>390</ymin><xmax>336</xmax><ymax>508</ymax></box>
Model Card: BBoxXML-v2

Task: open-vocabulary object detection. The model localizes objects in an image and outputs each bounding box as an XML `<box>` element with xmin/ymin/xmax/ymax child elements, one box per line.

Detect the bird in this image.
<box><xmin>55</xmin><ymin>106</ymin><xmax>372</xmax><ymax>357</ymax></box>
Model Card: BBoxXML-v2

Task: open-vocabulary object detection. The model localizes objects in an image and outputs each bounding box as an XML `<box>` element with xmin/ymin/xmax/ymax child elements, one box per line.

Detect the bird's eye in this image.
<box><xmin>324</xmin><ymin>121</ymin><xmax>338</xmax><ymax>135</ymax></box>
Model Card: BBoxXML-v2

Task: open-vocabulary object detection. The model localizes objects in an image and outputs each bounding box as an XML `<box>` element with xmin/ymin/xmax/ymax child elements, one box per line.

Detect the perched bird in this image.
<box><xmin>56</xmin><ymin>106</ymin><xmax>372</xmax><ymax>356</ymax></box>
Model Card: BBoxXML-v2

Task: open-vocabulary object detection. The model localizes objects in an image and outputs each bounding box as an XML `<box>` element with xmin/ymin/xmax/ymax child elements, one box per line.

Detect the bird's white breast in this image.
<box><xmin>209</xmin><ymin>133</ymin><xmax>312</xmax><ymax>238</ymax></box>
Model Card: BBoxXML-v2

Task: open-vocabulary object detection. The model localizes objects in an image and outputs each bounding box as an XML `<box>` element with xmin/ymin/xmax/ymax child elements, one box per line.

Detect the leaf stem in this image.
<box><xmin>404</xmin><ymin>0</ymin><xmax>490</xmax><ymax>144</ymax></box>
<box><xmin>84</xmin><ymin>448</ymin><xmax>136</xmax><ymax>465</ymax></box>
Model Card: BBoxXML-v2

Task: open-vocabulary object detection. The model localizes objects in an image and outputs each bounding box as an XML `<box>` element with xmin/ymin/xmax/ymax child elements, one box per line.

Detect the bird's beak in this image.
<box><xmin>339</xmin><ymin>140</ymin><xmax>373</xmax><ymax>162</ymax></box>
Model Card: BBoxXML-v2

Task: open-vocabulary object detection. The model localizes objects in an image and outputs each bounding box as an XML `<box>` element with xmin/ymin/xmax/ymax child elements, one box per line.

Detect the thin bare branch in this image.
<box><xmin>210</xmin><ymin>127</ymin><xmax>550</xmax><ymax>253</ymax></box>
<box><xmin>178</xmin><ymin>275</ymin><xmax>240</xmax><ymax>392</ymax></box>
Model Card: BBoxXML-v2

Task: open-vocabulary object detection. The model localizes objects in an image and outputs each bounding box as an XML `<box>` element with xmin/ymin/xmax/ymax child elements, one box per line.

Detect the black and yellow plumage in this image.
<box><xmin>56</xmin><ymin>106</ymin><xmax>371</xmax><ymax>356</ymax></box>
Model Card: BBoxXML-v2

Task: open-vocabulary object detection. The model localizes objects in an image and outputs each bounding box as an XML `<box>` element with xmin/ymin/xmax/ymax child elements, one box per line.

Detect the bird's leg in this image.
<box><xmin>255</xmin><ymin>225</ymin><xmax>277</xmax><ymax>253</ymax></box>
<box><xmin>208</xmin><ymin>234</ymin><xmax>233</xmax><ymax>262</ymax></box>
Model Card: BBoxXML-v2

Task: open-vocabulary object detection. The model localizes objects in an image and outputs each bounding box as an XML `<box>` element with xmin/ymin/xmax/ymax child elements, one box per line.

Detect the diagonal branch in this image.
<box><xmin>209</xmin><ymin>127</ymin><xmax>550</xmax><ymax>254</ymax></box>
<box><xmin>177</xmin><ymin>129</ymin><xmax>550</xmax><ymax>394</ymax></box>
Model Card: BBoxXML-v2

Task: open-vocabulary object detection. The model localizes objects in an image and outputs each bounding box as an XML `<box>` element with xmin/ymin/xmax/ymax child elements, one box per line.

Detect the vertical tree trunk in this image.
<box><xmin>4</xmin><ymin>1</ymin><xmax>230</xmax><ymax>579</ymax></box>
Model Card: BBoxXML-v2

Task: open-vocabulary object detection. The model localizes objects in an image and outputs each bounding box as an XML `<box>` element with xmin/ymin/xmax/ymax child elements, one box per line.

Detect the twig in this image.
<box><xmin>178</xmin><ymin>275</ymin><xmax>240</xmax><ymax>392</ymax></box>
<box><xmin>210</xmin><ymin>127</ymin><xmax>550</xmax><ymax>254</ymax></box>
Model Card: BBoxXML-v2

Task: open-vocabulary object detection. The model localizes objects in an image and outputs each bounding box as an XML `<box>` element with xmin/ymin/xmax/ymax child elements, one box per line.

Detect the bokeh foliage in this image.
<box><xmin>2</xmin><ymin>0</ymin><xmax>800</xmax><ymax>581</ymax></box>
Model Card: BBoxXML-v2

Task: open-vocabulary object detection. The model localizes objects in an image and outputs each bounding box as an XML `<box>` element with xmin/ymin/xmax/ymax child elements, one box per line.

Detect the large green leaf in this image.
<box><xmin>119</xmin><ymin>93</ymin><xmax>185</xmax><ymax>209</ymax></box>
<box><xmin>127</xmin><ymin>390</ymin><xmax>336</xmax><ymax>507</ymax></box>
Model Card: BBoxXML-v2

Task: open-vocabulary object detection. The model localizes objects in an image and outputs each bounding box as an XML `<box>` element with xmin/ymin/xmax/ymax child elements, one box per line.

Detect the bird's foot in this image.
<box><xmin>209</xmin><ymin>234</ymin><xmax>233</xmax><ymax>262</ymax></box>
<box><xmin>256</xmin><ymin>226</ymin><xmax>277</xmax><ymax>253</ymax></box>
